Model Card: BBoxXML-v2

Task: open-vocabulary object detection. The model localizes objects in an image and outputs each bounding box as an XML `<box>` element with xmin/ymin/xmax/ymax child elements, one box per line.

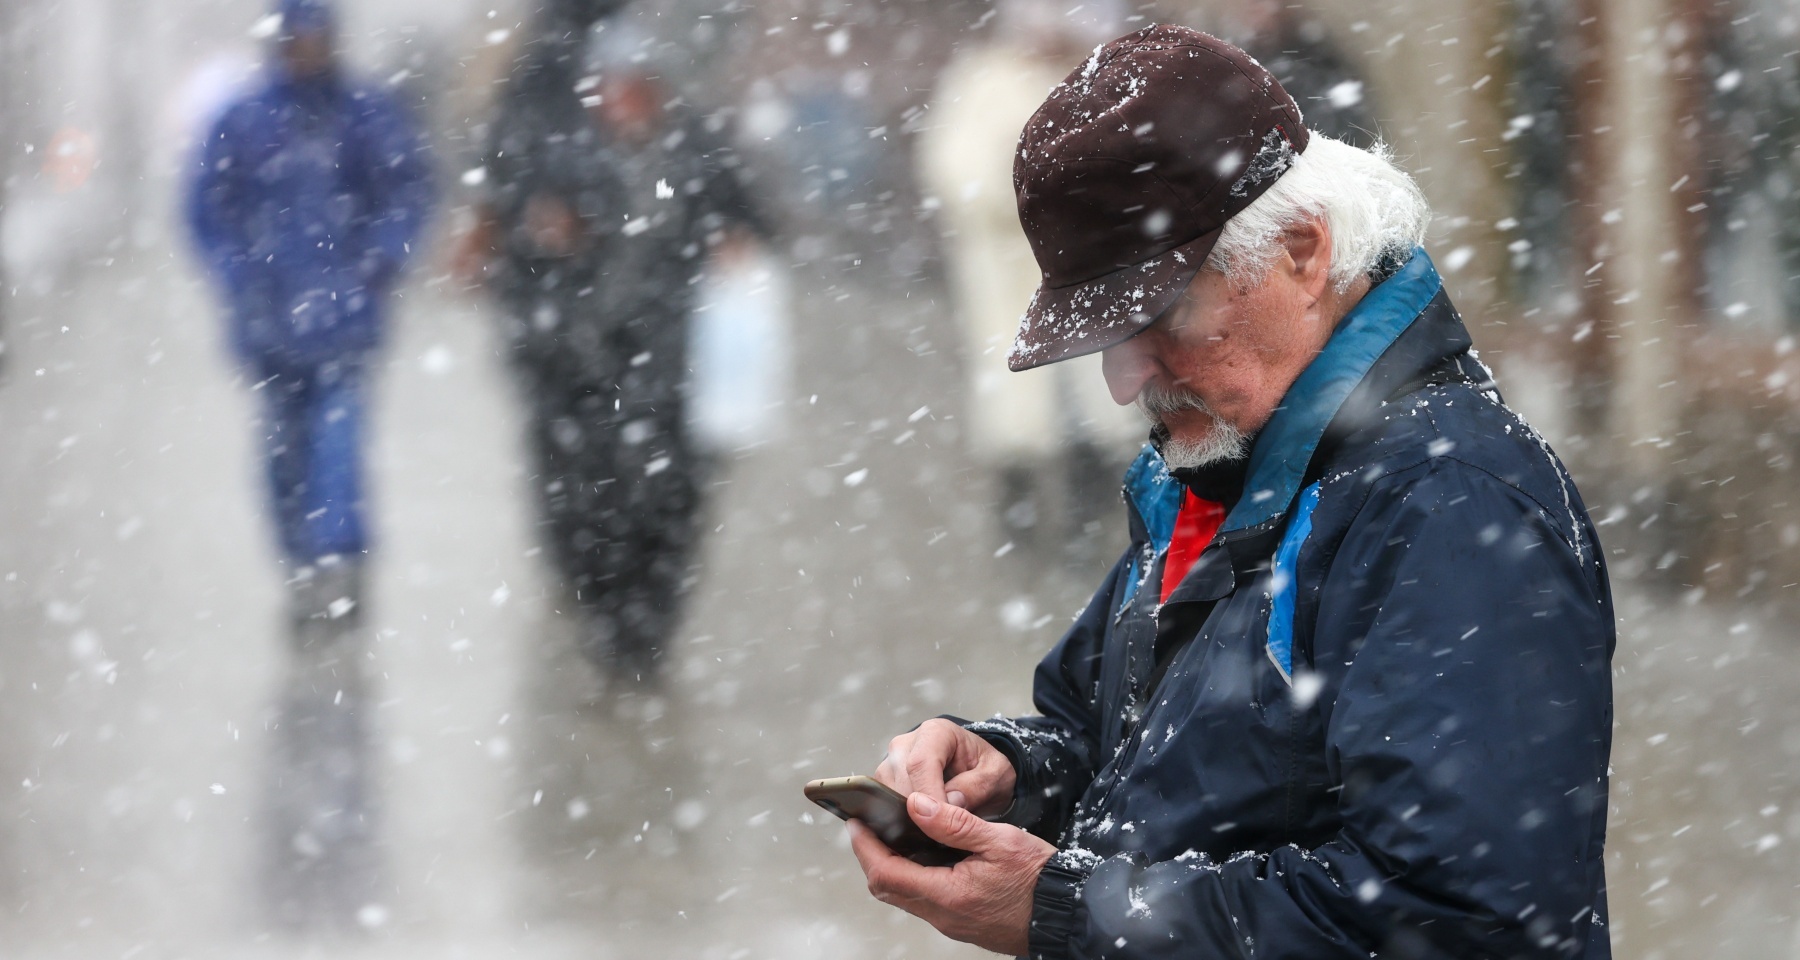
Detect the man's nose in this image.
<box><xmin>1101</xmin><ymin>338</ymin><xmax>1158</xmax><ymax>406</ymax></box>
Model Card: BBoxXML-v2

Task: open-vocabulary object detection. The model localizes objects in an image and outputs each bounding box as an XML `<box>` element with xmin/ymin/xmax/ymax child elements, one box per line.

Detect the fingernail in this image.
<box><xmin>912</xmin><ymin>793</ymin><xmax>940</xmax><ymax>817</ymax></box>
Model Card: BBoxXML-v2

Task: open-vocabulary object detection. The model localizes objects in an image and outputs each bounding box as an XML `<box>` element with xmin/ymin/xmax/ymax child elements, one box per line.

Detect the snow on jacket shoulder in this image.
<box><xmin>186</xmin><ymin>71</ymin><xmax>434</xmax><ymax>366</ymax></box>
<box><xmin>967</xmin><ymin>250</ymin><xmax>1616</xmax><ymax>960</ymax></box>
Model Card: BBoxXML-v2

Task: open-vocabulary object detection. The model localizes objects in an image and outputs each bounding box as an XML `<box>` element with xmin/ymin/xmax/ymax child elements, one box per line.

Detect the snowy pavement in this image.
<box><xmin>0</xmin><ymin>245</ymin><xmax>1796</xmax><ymax>958</ymax></box>
<box><xmin>0</xmin><ymin>246</ymin><xmax>1049</xmax><ymax>959</ymax></box>
<box><xmin>1605</xmin><ymin>593</ymin><xmax>1800</xmax><ymax>959</ymax></box>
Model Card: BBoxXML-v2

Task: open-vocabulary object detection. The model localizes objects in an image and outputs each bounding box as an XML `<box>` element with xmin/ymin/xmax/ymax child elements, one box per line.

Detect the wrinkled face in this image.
<box><xmin>279</xmin><ymin>29</ymin><xmax>334</xmax><ymax>79</ymax></box>
<box><xmin>1100</xmin><ymin>253</ymin><xmax>1333</xmax><ymax>468</ymax></box>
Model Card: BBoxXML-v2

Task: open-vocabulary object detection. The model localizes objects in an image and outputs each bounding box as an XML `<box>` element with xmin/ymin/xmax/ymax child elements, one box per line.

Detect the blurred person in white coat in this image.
<box><xmin>919</xmin><ymin>0</ymin><xmax>1142</xmax><ymax>568</ymax></box>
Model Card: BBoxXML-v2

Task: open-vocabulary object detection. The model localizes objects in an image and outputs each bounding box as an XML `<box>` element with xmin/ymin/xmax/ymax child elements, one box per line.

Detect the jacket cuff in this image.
<box><xmin>1028</xmin><ymin>849</ymin><xmax>1095</xmax><ymax>960</ymax></box>
<box><xmin>950</xmin><ymin>717</ymin><xmax>1039</xmax><ymax>828</ymax></box>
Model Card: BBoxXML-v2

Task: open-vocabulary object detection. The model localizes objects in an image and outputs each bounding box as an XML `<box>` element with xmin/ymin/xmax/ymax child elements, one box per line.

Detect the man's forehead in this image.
<box><xmin>1160</xmin><ymin>269</ymin><xmax>1231</xmax><ymax>320</ymax></box>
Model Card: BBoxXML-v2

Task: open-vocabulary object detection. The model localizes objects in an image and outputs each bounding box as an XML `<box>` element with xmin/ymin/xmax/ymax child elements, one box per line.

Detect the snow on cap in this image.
<box><xmin>1008</xmin><ymin>25</ymin><xmax>1309</xmax><ymax>372</ymax></box>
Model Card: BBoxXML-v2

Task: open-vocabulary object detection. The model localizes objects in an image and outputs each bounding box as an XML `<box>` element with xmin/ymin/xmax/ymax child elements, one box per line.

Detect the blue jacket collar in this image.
<box><xmin>1224</xmin><ymin>246</ymin><xmax>1443</xmax><ymax>531</ymax></box>
<box><xmin>1124</xmin><ymin>445</ymin><xmax>1183</xmax><ymax>550</ymax></box>
<box><xmin>1124</xmin><ymin>247</ymin><xmax>1445</xmax><ymax>547</ymax></box>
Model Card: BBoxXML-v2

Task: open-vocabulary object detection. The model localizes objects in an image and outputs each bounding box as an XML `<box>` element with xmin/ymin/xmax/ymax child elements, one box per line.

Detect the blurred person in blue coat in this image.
<box><xmin>185</xmin><ymin>0</ymin><xmax>433</xmax><ymax>933</ymax></box>
<box><xmin>188</xmin><ymin>0</ymin><xmax>432</xmax><ymax>614</ymax></box>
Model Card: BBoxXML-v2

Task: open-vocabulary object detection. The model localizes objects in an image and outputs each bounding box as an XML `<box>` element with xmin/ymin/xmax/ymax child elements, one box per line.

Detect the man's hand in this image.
<box><xmin>708</xmin><ymin>228</ymin><xmax>759</xmax><ymax>269</ymax></box>
<box><xmin>450</xmin><ymin>209</ymin><xmax>501</xmax><ymax>287</ymax></box>
<box><xmin>850</xmin><ymin>792</ymin><xmax>1055</xmax><ymax>956</ymax></box>
<box><xmin>876</xmin><ymin>718</ymin><xmax>1016</xmax><ymax>815</ymax></box>
<box><xmin>521</xmin><ymin>193</ymin><xmax>582</xmax><ymax>259</ymax></box>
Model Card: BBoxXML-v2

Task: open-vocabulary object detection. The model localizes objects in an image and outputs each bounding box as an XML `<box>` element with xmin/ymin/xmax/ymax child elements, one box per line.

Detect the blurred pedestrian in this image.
<box><xmin>917</xmin><ymin>0</ymin><xmax>1142</xmax><ymax>568</ymax></box>
<box><xmin>1691</xmin><ymin>0</ymin><xmax>1800</xmax><ymax>326</ymax></box>
<box><xmin>849</xmin><ymin>27</ymin><xmax>1615</xmax><ymax>959</ymax></box>
<box><xmin>188</xmin><ymin>0</ymin><xmax>432</xmax><ymax>610</ymax></box>
<box><xmin>1502</xmin><ymin>0</ymin><xmax>1800</xmax><ymax>322</ymax></box>
<box><xmin>185</xmin><ymin>0</ymin><xmax>433</xmax><ymax>932</ymax></box>
<box><xmin>1501</xmin><ymin>0</ymin><xmax>1577</xmax><ymax>300</ymax></box>
<box><xmin>1224</xmin><ymin>0</ymin><xmax>1377</xmax><ymax>148</ymax></box>
<box><xmin>456</xmin><ymin>2</ymin><xmax>768</xmax><ymax>687</ymax></box>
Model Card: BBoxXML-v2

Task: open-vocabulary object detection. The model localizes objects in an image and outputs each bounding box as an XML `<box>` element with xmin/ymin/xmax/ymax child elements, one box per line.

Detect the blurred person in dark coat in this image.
<box><xmin>1692</xmin><ymin>0</ymin><xmax>1800</xmax><ymax>325</ymax></box>
<box><xmin>456</xmin><ymin>2</ymin><xmax>768</xmax><ymax>686</ymax></box>
<box><xmin>1224</xmin><ymin>0</ymin><xmax>1377</xmax><ymax>148</ymax></box>
<box><xmin>1503</xmin><ymin>0</ymin><xmax>1800</xmax><ymax>322</ymax></box>
<box><xmin>185</xmin><ymin>0</ymin><xmax>433</xmax><ymax>932</ymax></box>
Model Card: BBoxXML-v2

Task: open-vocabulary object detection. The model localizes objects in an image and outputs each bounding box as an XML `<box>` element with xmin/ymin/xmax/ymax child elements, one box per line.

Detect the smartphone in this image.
<box><xmin>804</xmin><ymin>775</ymin><xmax>967</xmax><ymax>867</ymax></box>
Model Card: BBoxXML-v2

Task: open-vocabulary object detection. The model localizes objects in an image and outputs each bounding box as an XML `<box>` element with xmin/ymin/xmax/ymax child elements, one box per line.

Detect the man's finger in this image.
<box><xmin>907</xmin><ymin>791</ymin><xmax>1006</xmax><ymax>855</ymax></box>
<box><xmin>902</xmin><ymin>729</ymin><xmax>954</xmax><ymax>802</ymax></box>
<box><xmin>943</xmin><ymin>766</ymin><xmax>1011</xmax><ymax>815</ymax></box>
<box><xmin>847</xmin><ymin>820</ymin><xmax>945</xmax><ymax>905</ymax></box>
<box><xmin>875</xmin><ymin>753</ymin><xmax>904</xmax><ymax>793</ymax></box>
<box><xmin>877</xmin><ymin>735</ymin><xmax>916</xmax><ymax>793</ymax></box>
<box><xmin>845</xmin><ymin>819</ymin><xmax>891</xmax><ymax>871</ymax></box>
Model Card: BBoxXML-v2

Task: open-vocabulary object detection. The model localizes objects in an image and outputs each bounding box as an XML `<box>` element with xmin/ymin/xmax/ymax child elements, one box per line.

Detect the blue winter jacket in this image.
<box><xmin>187</xmin><ymin>68</ymin><xmax>433</xmax><ymax>367</ymax></box>
<box><xmin>969</xmin><ymin>250</ymin><xmax>1616</xmax><ymax>959</ymax></box>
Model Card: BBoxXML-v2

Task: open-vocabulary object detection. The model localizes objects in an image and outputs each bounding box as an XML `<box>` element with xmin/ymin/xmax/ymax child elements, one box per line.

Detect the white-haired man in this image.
<box><xmin>845</xmin><ymin>26</ymin><xmax>1616</xmax><ymax>960</ymax></box>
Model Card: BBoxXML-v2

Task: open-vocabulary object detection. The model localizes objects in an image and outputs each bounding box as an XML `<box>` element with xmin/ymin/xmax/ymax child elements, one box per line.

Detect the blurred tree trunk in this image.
<box><xmin>1565</xmin><ymin>0</ymin><xmax>1615</xmax><ymax>439</ymax></box>
<box><xmin>1665</xmin><ymin>0</ymin><xmax>1715</xmax><ymax>323</ymax></box>
<box><xmin>0</xmin><ymin>1</ymin><xmax>21</xmax><ymax>368</ymax></box>
<box><xmin>1564</xmin><ymin>0</ymin><xmax>1696</xmax><ymax>477</ymax></box>
<box><xmin>105</xmin><ymin>0</ymin><xmax>146</xmax><ymax>245</ymax></box>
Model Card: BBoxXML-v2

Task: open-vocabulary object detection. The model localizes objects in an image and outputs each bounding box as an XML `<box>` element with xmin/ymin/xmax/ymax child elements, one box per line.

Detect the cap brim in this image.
<box><xmin>1007</xmin><ymin>230</ymin><xmax>1219</xmax><ymax>372</ymax></box>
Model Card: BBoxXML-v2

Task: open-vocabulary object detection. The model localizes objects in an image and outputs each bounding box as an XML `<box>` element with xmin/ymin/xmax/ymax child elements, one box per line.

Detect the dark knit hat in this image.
<box><xmin>1008</xmin><ymin>25</ymin><xmax>1309</xmax><ymax>371</ymax></box>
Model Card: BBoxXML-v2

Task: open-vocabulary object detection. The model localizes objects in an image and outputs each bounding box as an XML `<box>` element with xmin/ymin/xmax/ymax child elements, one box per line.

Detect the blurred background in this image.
<box><xmin>2</xmin><ymin>0</ymin><xmax>1798</xmax><ymax>957</ymax></box>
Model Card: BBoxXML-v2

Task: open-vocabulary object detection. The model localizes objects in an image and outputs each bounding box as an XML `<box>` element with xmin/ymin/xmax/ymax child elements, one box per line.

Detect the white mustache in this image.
<box><xmin>1135</xmin><ymin>382</ymin><xmax>1217</xmax><ymax>423</ymax></box>
<box><xmin>1136</xmin><ymin>382</ymin><xmax>1249</xmax><ymax>468</ymax></box>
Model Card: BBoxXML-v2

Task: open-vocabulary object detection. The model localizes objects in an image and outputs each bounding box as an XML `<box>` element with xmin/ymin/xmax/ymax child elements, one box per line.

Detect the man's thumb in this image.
<box><xmin>909</xmin><ymin>791</ymin><xmax>998</xmax><ymax>853</ymax></box>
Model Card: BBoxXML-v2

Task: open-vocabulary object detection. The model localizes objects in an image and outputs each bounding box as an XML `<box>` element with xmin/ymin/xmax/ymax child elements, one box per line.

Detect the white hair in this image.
<box><xmin>1205</xmin><ymin>135</ymin><xmax>1430</xmax><ymax>292</ymax></box>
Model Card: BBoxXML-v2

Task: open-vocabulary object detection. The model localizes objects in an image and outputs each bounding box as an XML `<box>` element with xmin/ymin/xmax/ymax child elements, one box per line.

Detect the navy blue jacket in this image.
<box><xmin>187</xmin><ymin>67</ymin><xmax>433</xmax><ymax>367</ymax></box>
<box><xmin>969</xmin><ymin>251</ymin><xmax>1615</xmax><ymax>960</ymax></box>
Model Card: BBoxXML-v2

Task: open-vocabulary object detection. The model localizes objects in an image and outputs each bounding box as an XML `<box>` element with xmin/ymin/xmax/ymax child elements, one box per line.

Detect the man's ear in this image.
<box><xmin>1281</xmin><ymin>216</ymin><xmax>1333</xmax><ymax>302</ymax></box>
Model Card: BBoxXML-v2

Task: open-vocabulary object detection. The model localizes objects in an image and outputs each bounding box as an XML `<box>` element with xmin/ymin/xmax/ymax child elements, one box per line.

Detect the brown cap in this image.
<box><xmin>1008</xmin><ymin>25</ymin><xmax>1309</xmax><ymax>372</ymax></box>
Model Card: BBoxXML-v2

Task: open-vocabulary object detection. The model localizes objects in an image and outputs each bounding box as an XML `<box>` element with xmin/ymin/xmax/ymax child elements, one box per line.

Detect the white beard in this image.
<box><xmin>1136</xmin><ymin>383</ymin><xmax>1250</xmax><ymax>469</ymax></box>
<box><xmin>1158</xmin><ymin>421</ymin><xmax>1250</xmax><ymax>469</ymax></box>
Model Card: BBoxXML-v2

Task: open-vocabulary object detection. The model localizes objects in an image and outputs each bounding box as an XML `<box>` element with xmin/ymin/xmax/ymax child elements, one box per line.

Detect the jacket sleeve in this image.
<box><xmin>354</xmin><ymin>92</ymin><xmax>435</xmax><ymax>281</ymax></box>
<box><xmin>1032</xmin><ymin>460</ymin><xmax>1613</xmax><ymax>960</ymax></box>
<box><xmin>962</xmin><ymin>551</ymin><xmax>1131</xmax><ymax>843</ymax></box>
<box><xmin>186</xmin><ymin>107</ymin><xmax>253</xmax><ymax>293</ymax></box>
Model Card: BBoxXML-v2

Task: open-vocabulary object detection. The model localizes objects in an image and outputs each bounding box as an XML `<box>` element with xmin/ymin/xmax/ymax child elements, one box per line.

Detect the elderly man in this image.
<box><xmin>851</xmin><ymin>26</ymin><xmax>1615</xmax><ymax>960</ymax></box>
